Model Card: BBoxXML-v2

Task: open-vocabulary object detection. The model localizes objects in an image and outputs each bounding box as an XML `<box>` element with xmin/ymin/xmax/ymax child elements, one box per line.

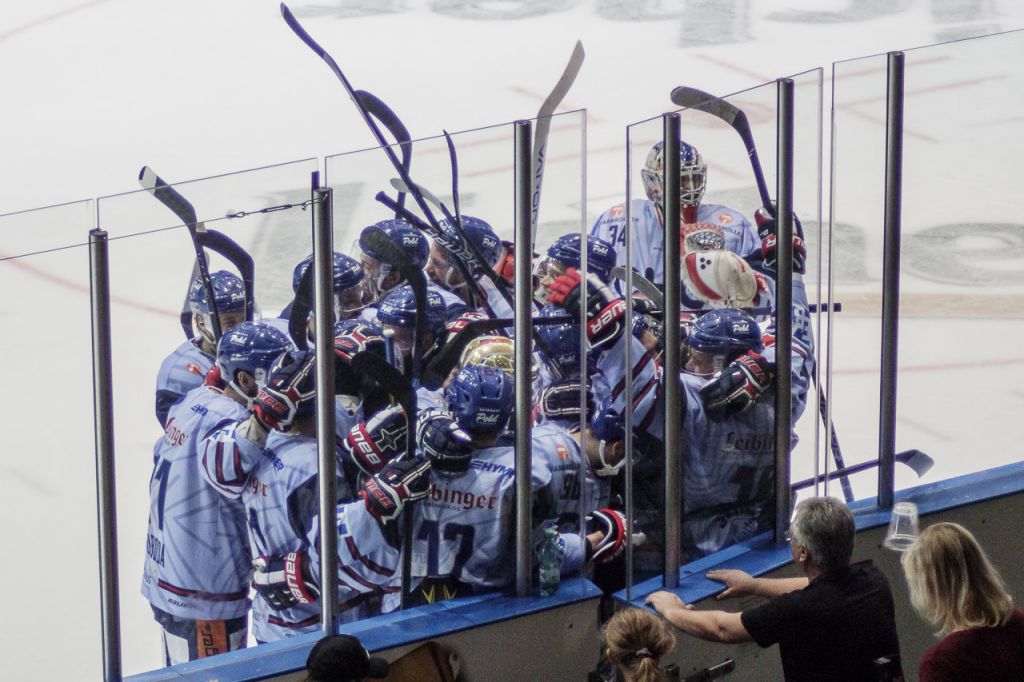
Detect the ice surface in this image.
<box><xmin>1</xmin><ymin>1</ymin><xmax>1022</xmax><ymax>679</ymax></box>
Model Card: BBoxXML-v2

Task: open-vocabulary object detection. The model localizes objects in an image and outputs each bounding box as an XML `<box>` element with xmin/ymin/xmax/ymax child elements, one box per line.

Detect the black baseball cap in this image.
<box><xmin>306</xmin><ymin>634</ymin><xmax>390</xmax><ymax>682</ymax></box>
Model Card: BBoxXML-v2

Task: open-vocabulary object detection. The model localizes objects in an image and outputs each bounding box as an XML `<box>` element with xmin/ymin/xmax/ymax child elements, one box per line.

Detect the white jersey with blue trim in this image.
<box><xmin>307</xmin><ymin>500</ymin><xmax>401</xmax><ymax>612</ymax></box>
<box><xmin>590</xmin><ymin>198</ymin><xmax>760</xmax><ymax>289</ymax></box>
<box><xmin>154</xmin><ymin>339</ymin><xmax>212</xmax><ymax>427</ymax></box>
<box><xmin>592</xmin><ymin>330</ymin><xmax>662</xmax><ymax>432</ymax></box>
<box><xmin>643</xmin><ymin>338</ymin><xmax>814</xmax><ymax>559</ymax></box>
<box><xmin>141</xmin><ymin>385</ymin><xmax>251</xmax><ymax>621</ymax></box>
<box><xmin>410</xmin><ymin>446</ymin><xmax>518</xmax><ymax>590</ymax></box>
<box><xmin>245</xmin><ymin>432</ymin><xmax>356</xmax><ymax>641</ymax></box>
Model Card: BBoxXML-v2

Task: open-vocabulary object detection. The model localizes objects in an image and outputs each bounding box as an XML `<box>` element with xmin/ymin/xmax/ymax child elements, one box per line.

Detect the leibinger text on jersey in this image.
<box><xmin>428</xmin><ymin>483</ymin><xmax>498</xmax><ymax>512</ymax></box>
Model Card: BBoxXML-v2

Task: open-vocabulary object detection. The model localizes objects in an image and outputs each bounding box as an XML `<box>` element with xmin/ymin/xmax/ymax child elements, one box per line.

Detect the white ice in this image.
<box><xmin>1</xmin><ymin>1</ymin><xmax>1023</xmax><ymax>679</ymax></box>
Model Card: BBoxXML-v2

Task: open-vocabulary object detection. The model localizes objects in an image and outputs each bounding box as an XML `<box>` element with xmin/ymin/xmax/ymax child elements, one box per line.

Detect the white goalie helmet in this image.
<box><xmin>641</xmin><ymin>139</ymin><xmax>707</xmax><ymax>210</ymax></box>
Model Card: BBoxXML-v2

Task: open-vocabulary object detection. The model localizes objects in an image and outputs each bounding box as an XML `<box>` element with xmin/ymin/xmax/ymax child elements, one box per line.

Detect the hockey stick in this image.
<box><xmin>611</xmin><ymin>265</ymin><xmax>664</xmax><ymax>309</ymax></box>
<box><xmin>791</xmin><ymin>449</ymin><xmax>933</xmax><ymax>493</ymax></box>
<box><xmin>139</xmin><ymin>166</ymin><xmax>223</xmax><ymax>342</ymax></box>
<box><xmin>195</xmin><ymin>229</ymin><xmax>256</xmax><ymax>324</ymax></box>
<box><xmin>350</xmin><ymin>350</ymin><xmax>417</xmax><ymax>610</ymax></box>
<box><xmin>280</xmin><ymin>4</ymin><xmax>568</xmax><ymax>381</ymax></box>
<box><xmin>667</xmin><ymin>88</ymin><xmax>851</xmax><ymax>497</ymax></box>
<box><xmin>669</xmin><ymin>86</ymin><xmax>772</xmax><ymax>211</ymax></box>
<box><xmin>361</xmin><ymin>227</ymin><xmax>429</xmax><ymax>384</ymax></box>
<box><xmin>355</xmin><ymin>89</ymin><xmax>413</xmax><ymax>216</ymax></box>
<box><xmin>530</xmin><ymin>40</ymin><xmax>585</xmax><ymax>243</ymax></box>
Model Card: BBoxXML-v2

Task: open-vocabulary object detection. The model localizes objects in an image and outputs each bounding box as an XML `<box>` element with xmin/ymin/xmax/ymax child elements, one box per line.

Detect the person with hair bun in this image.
<box><xmin>901</xmin><ymin>522</ymin><xmax>1024</xmax><ymax>681</ymax></box>
<box><xmin>602</xmin><ymin>607</ymin><xmax>676</xmax><ymax>682</ymax></box>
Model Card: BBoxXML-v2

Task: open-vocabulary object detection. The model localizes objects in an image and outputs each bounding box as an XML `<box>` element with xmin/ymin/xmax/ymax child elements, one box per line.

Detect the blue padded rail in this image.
<box><xmin>617</xmin><ymin>460</ymin><xmax>1024</xmax><ymax>610</ymax></box>
<box><xmin>126</xmin><ymin>576</ymin><xmax>601</xmax><ymax>682</ymax></box>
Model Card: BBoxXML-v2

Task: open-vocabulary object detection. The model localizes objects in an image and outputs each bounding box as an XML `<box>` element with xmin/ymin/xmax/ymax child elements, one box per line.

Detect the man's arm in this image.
<box><xmin>706</xmin><ymin>569</ymin><xmax>809</xmax><ymax>600</ymax></box>
<box><xmin>645</xmin><ymin>591</ymin><xmax>752</xmax><ymax>644</ymax></box>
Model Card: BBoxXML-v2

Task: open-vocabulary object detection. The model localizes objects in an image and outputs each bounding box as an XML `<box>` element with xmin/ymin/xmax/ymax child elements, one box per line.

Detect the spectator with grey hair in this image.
<box><xmin>901</xmin><ymin>522</ymin><xmax>1024</xmax><ymax>681</ymax></box>
<box><xmin>646</xmin><ymin>496</ymin><xmax>902</xmax><ymax>681</ymax></box>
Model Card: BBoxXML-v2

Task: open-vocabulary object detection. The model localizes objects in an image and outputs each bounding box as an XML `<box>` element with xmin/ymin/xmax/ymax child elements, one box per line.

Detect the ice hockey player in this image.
<box><xmin>142</xmin><ymin>320</ymin><xmax>292</xmax><ymax>664</ymax></box>
<box><xmin>248</xmin><ymin>456</ymin><xmax>432</xmax><ymax>620</ymax></box>
<box><xmin>200</xmin><ymin>349</ymin><xmax>356</xmax><ymax>641</ymax></box>
<box><xmin>427</xmin><ymin>215</ymin><xmax>506</xmax><ymax>316</ymax></box>
<box><xmin>154</xmin><ymin>270</ymin><xmax>247</xmax><ymax>427</ymax></box>
<box><xmin>409</xmin><ymin>364</ymin><xmax>630</xmax><ymax>604</ymax></box>
<box><xmin>273</xmin><ymin>251</ymin><xmax>368</xmax><ymax>344</ymax></box>
<box><xmin>375</xmin><ymin>284</ymin><xmax>449</xmax><ymax>376</ymax></box>
<box><xmin>589</xmin><ymin>139</ymin><xmax>760</xmax><ymax>295</ymax></box>
<box><xmin>355</xmin><ymin>218</ymin><xmax>429</xmax><ymax>314</ymax></box>
<box><xmin>534</xmin><ymin>233</ymin><xmax>617</xmax><ymax>305</ymax></box>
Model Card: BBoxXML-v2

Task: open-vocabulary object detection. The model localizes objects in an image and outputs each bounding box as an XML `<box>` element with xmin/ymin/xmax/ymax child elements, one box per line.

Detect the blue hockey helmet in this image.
<box><xmin>445</xmin><ymin>364</ymin><xmax>514</xmax><ymax>437</ymax></box>
<box><xmin>291</xmin><ymin>251</ymin><xmax>364</xmax><ymax>293</ymax></box>
<box><xmin>437</xmin><ymin>215</ymin><xmax>502</xmax><ymax>269</ymax></box>
<box><xmin>685</xmin><ymin>308</ymin><xmax>762</xmax><ymax>371</ymax></box>
<box><xmin>188</xmin><ymin>270</ymin><xmax>246</xmax><ymax>316</ymax></box>
<box><xmin>217</xmin><ymin>321</ymin><xmax>294</xmax><ymax>404</ymax></box>
<box><xmin>376</xmin><ymin>285</ymin><xmax>447</xmax><ymax>336</ymax></box>
<box><xmin>292</xmin><ymin>251</ymin><xmax>367</xmax><ymax>319</ymax></box>
<box><xmin>540</xmin><ymin>234</ymin><xmax>617</xmax><ymax>281</ymax></box>
<box><xmin>641</xmin><ymin>139</ymin><xmax>707</xmax><ymax>209</ymax></box>
<box><xmin>535</xmin><ymin>304</ymin><xmax>581</xmax><ymax>377</ymax></box>
<box><xmin>188</xmin><ymin>270</ymin><xmax>247</xmax><ymax>345</ymax></box>
<box><xmin>357</xmin><ymin>219</ymin><xmax>429</xmax><ymax>301</ymax></box>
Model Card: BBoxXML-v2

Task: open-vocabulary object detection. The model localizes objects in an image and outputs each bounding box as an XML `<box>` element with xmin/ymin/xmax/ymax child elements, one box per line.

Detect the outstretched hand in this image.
<box><xmin>645</xmin><ymin>590</ymin><xmax>693</xmax><ymax>616</ymax></box>
<box><xmin>707</xmin><ymin>569</ymin><xmax>756</xmax><ymax>600</ymax></box>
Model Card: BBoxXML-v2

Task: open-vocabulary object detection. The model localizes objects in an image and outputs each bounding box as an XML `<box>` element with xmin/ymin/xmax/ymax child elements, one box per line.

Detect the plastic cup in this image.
<box><xmin>883</xmin><ymin>502</ymin><xmax>919</xmax><ymax>551</ymax></box>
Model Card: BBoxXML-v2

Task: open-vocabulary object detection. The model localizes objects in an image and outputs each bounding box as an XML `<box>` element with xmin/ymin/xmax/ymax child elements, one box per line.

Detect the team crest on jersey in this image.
<box><xmin>186</xmin><ymin>362</ymin><xmax>203</xmax><ymax>375</ymax></box>
<box><xmin>610</xmin><ymin>204</ymin><xmax>625</xmax><ymax>216</ymax></box>
<box><xmin>717</xmin><ymin>214</ymin><xmax>734</xmax><ymax>225</ymax></box>
<box><xmin>556</xmin><ymin>443</ymin><xmax>570</xmax><ymax>461</ymax></box>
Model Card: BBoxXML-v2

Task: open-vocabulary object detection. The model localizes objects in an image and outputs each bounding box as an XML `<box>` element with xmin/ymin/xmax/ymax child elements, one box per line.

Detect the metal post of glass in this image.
<box><xmin>662</xmin><ymin>113</ymin><xmax>682</xmax><ymax>587</ymax></box>
<box><xmin>774</xmin><ymin>79</ymin><xmax>795</xmax><ymax>544</ymax></box>
<box><xmin>312</xmin><ymin>180</ymin><xmax>339</xmax><ymax>631</ymax></box>
<box><xmin>878</xmin><ymin>51</ymin><xmax>905</xmax><ymax>509</ymax></box>
<box><xmin>514</xmin><ymin>120</ymin><xmax>535</xmax><ymax>597</ymax></box>
<box><xmin>89</xmin><ymin>228</ymin><xmax>121</xmax><ymax>681</ymax></box>
<box><xmin>623</xmin><ymin>128</ymin><xmax>635</xmax><ymax>599</ymax></box>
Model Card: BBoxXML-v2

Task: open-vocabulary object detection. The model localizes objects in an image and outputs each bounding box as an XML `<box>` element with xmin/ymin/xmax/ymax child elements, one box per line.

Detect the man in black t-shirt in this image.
<box><xmin>646</xmin><ymin>497</ymin><xmax>902</xmax><ymax>682</ymax></box>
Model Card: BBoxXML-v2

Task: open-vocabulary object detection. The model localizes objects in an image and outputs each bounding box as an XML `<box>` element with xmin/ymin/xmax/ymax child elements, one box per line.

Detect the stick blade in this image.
<box><xmin>669</xmin><ymin>86</ymin><xmax>742</xmax><ymax>125</ymax></box>
<box><xmin>897</xmin><ymin>449</ymin><xmax>935</xmax><ymax>477</ymax></box>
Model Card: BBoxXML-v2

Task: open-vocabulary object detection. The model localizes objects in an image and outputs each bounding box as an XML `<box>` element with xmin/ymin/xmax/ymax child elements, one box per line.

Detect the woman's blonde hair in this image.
<box><xmin>901</xmin><ymin>522</ymin><xmax>1014</xmax><ymax>636</ymax></box>
<box><xmin>602</xmin><ymin>607</ymin><xmax>677</xmax><ymax>682</ymax></box>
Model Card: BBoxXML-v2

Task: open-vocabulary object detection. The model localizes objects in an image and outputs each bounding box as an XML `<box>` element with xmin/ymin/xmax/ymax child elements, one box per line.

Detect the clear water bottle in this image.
<box><xmin>537</xmin><ymin>527</ymin><xmax>561</xmax><ymax>597</ymax></box>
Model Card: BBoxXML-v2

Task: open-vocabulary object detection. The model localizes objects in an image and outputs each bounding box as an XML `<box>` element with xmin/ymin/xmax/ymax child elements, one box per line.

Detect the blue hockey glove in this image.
<box><xmin>340</xmin><ymin>404</ymin><xmax>407</xmax><ymax>477</ymax></box>
<box><xmin>755</xmin><ymin>205</ymin><xmax>806</xmax><ymax>275</ymax></box>
<box><xmin>548</xmin><ymin>267</ymin><xmax>627</xmax><ymax>350</ymax></box>
<box><xmin>699</xmin><ymin>351</ymin><xmax>773</xmax><ymax>422</ymax></box>
<box><xmin>360</xmin><ymin>457</ymin><xmax>432</xmax><ymax>522</ymax></box>
<box><xmin>252</xmin><ymin>550</ymin><xmax>319</xmax><ymax>611</ymax></box>
<box><xmin>417</xmin><ymin>409</ymin><xmax>474</xmax><ymax>475</ymax></box>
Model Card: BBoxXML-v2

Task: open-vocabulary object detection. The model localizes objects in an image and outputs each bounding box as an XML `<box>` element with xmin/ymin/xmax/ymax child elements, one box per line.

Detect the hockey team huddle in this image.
<box><xmin>142</xmin><ymin>140</ymin><xmax>816</xmax><ymax>664</ymax></box>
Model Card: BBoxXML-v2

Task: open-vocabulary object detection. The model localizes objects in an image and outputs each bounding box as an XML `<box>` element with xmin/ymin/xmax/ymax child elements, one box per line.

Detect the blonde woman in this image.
<box><xmin>902</xmin><ymin>522</ymin><xmax>1024</xmax><ymax>681</ymax></box>
<box><xmin>602</xmin><ymin>607</ymin><xmax>677</xmax><ymax>682</ymax></box>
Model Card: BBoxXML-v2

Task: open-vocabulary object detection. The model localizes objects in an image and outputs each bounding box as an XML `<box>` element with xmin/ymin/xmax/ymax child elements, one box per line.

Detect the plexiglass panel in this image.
<box><xmin>96</xmin><ymin>159</ymin><xmax>318</xmax><ymax>675</ymax></box>
<box><xmin>324</xmin><ymin>110</ymin><xmax>588</xmax><ymax>601</ymax></box>
<box><xmin>895</xmin><ymin>31</ymin><xmax>1024</xmax><ymax>488</ymax></box>
<box><xmin>0</xmin><ymin>200</ymin><xmax>99</xmax><ymax>680</ymax></box>
<box><xmin>622</xmin><ymin>73</ymin><xmax>825</xmax><ymax>593</ymax></box>
<box><xmin>829</xmin><ymin>52</ymin><xmax>891</xmax><ymax>502</ymax></box>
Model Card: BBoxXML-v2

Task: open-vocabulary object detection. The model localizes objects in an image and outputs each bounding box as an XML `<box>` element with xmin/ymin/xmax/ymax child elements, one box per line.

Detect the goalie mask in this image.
<box><xmin>188</xmin><ymin>270</ymin><xmax>248</xmax><ymax>347</ymax></box>
<box><xmin>683</xmin><ymin>308</ymin><xmax>762</xmax><ymax>376</ymax></box>
<box><xmin>641</xmin><ymin>139</ymin><xmax>707</xmax><ymax>220</ymax></box>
